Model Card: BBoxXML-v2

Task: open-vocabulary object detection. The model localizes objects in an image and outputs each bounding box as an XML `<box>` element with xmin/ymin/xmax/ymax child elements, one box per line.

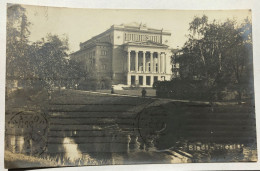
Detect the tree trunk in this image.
<box><xmin>237</xmin><ymin>89</ymin><xmax>242</xmax><ymax>105</ymax></box>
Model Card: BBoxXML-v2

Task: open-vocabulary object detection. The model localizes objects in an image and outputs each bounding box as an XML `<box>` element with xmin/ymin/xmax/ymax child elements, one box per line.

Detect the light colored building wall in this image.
<box><xmin>123</xmin><ymin>32</ymin><xmax>162</xmax><ymax>44</ymax></box>
<box><xmin>162</xmin><ymin>34</ymin><xmax>171</xmax><ymax>46</ymax></box>
<box><xmin>71</xmin><ymin>23</ymin><xmax>174</xmax><ymax>87</ymax></box>
<box><xmin>71</xmin><ymin>43</ymin><xmax>113</xmax><ymax>79</ymax></box>
<box><xmin>113</xmin><ymin>30</ymin><xmax>124</xmax><ymax>45</ymax></box>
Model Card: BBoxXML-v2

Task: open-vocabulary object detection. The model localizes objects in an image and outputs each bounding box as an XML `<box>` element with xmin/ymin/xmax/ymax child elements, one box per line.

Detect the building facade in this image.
<box><xmin>71</xmin><ymin>22</ymin><xmax>174</xmax><ymax>87</ymax></box>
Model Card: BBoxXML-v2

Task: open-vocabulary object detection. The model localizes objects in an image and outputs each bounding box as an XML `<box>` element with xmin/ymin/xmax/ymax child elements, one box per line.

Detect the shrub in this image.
<box><xmin>78</xmin><ymin>78</ymin><xmax>99</xmax><ymax>91</ymax></box>
<box><xmin>155</xmin><ymin>79</ymin><xmax>208</xmax><ymax>100</ymax></box>
<box><xmin>100</xmin><ymin>77</ymin><xmax>112</xmax><ymax>89</ymax></box>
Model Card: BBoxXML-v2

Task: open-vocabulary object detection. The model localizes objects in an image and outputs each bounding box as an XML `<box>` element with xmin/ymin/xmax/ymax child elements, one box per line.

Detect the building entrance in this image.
<box><xmin>131</xmin><ymin>76</ymin><xmax>135</xmax><ymax>85</ymax></box>
<box><xmin>139</xmin><ymin>76</ymin><xmax>143</xmax><ymax>85</ymax></box>
<box><xmin>146</xmin><ymin>76</ymin><xmax>151</xmax><ymax>86</ymax></box>
<box><xmin>154</xmin><ymin>76</ymin><xmax>158</xmax><ymax>83</ymax></box>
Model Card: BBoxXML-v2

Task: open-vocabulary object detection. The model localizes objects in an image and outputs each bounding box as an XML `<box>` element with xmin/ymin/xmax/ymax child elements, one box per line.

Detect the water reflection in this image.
<box><xmin>62</xmin><ymin>137</ymin><xmax>82</xmax><ymax>161</ymax></box>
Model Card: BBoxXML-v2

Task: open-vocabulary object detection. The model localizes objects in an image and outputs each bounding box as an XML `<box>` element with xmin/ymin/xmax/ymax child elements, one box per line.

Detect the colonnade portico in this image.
<box><xmin>126</xmin><ymin>49</ymin><xmax>170</xmax><ymax>87</ymax></box>
<box><xmin>127</xmin><ymin>50</ymin><xmax>167</xmax><ymax>73</ymax></box>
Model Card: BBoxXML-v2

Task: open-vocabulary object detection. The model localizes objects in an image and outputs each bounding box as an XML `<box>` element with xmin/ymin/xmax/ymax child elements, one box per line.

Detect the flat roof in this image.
<box><xmin>80</xmin><ymin>23</ymin><xmax>171</xmax><ymax>47</ymax></box>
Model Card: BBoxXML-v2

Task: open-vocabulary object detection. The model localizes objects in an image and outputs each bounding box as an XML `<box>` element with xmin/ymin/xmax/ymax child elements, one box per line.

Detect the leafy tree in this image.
<box><xmin>65</xmin><ymin>59</ymin><xmax>87</xmax><ymax>89</ymax></box>
<box><xmin>6</xmin><ymin>4</ymin><xmax>32</xmax><ymax>88</ymax></box>
<box><xmin>31</xmin><ymin>34</ymin><xmax>69</xmax><ymax>90</ymax></box>
<box><xmin>222</xmin><ymin>18</ymin><xmax>253</xmax><ymax>103</ymax></box>
<box><xmin>179</xmin><ymin>15</ymin><xmax>253</xmax><ymax>102</ymax></box>
<box><xmin>6</xmin><ymin>5</ymin><xmax>85</xmax><ymax>93</ymax></box>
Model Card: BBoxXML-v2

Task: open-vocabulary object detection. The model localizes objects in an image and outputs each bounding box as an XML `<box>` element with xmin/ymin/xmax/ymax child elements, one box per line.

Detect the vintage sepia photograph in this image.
<box><xmin>4</xmin><ymin>4</ymin><xmax>257</xmax><ymax>169</ymax></box>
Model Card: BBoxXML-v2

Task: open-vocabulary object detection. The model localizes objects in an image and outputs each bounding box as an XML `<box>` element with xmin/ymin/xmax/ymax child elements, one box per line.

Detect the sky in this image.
<box><xmin>22</xmin><ymin>4</ymin><xmax>251</xmax><ymax>53</ymax></box>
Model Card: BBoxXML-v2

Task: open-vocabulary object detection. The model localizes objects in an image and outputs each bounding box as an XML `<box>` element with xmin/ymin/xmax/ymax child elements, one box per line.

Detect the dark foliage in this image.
<box><xmin>167</xmin><ymin>15</ymin><xmax>254</xmax><ymax>102</ymax></box>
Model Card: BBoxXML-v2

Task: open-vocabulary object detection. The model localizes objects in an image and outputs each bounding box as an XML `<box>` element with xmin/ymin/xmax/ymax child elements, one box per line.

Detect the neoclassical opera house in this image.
<box><xmin>70</xmin><ymin>22</ymin><xmax>174</xmax><ymax>87</ymax></box>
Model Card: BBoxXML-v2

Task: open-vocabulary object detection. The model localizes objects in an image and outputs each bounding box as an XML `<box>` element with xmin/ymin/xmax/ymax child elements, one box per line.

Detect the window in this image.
<box><xmin>156</xmin><ymin>63</ymin><xmax>158</xmax><ymax>72</ymax></box>
<box><xmin>154</xmin><ymin>76</ymin><xmax>158</xmax><ymax>82</ymax></box>
<box><xmin>101</xmin><ymin>50</ymin><xmax>107</xmax><ymax>56</ymax></box>
<box><xmin>102</xmin><ymin>64</ymin><xmax>106</xmax><ymax>70</ymax></box>
<box><xmin>148</xmin><ymin>63</ymin><xmax>151</xmax><ymax>72</ymax></box>
<box><xmin>90</xmin><ymin>57</ymin><xmax>95</xmax><ymax>65</ymax></box>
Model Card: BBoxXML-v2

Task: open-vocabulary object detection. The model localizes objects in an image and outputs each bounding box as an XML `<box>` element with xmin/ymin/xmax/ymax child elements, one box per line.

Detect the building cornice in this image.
<box><xmin>124</xmin><ymin>41</ymin><xmax>169</xmax><ymax>49</ymax></box>
<box><xmin>80</xmin><ymin>28</ymin><xmax>113</xmax><ymax>46</ymax></box>
<box><xmin>80</xmin><ymin>24</ymin><xmax>171</xmax><ymax>47</ymax></box>
<box><xmin>71</xmin><ymin>42</ymin><xmax>111</xmax><ymax>55</ymax></box>
<box><xmin>112</xmin><ymin>25</ymin><xmax>171</xmax><ymax>35</ymax></box>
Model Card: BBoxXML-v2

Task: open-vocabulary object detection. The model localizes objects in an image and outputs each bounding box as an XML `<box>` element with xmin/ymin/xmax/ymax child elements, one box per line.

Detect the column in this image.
<box><xmin>143</xmin><ymin>51</ymin><xmax>146</xmax><ymax>72</ymax></box>
<box><xmin>135</xmin><ymin>51</ymin><xmax>138</xmax><ymax>72</ymax></box>
<box><xmin>158</xmin><ymin>75</ymin><xmax>161</xmax><ymax>81</ymax></box>
<box><xmin>150</xmin><ymin>51</ymin><xmax>153</xmax><ymax>73</ymax></box>
<box><xmin>128</xmin><ymin>51</ymin><xmax>131</xmax><ymax>72</ymax></box>
<box><xmin>143</xmin><ymin>75</ymin><xmax>146</xmax><ymax>86</ymax></box>
<box><xmin>151</xmin><ymin>76</ymin><xmax>154</xmax><ymax>87</ymax></box>
<box><xmin>135</xmin><ymin>75</ymin><xmax>139</xmax><ymax>85</ymax></box>
<box><xmin>164</xmin><ymin>53</ymin><xmax>167</xmax><ymax>73</ymax></box>
<box><xmin>158</xmin><ymin>52</ymin><xmax>161</xmax><ymax>73</ymax></box>
<box><xmin>162</xmin><ymin>52</ymin><xmax>165</xmax><ymax>73</ymax></box>
<box><xmin>127</xmin><ymin>74</ymin><xmax>131</xmax><ymax>85</ymax></box>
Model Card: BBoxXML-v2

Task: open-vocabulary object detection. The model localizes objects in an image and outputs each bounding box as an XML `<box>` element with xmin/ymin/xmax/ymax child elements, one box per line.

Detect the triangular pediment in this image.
<box><xmin>125</xmin><ymin>40</ymin><xmax>168</xmax><ymax>47</ymax></box>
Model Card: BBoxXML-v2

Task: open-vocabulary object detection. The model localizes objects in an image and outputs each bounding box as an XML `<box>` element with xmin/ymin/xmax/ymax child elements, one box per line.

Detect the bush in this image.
<box><xmin>155</xmin><ymin>79</ymin><xmax>209</xmax><ymax>100</ymax></box>
<box><xmin>78</xmin><ymin>78</ymin><xmax>99</xmax><ymax>91</ymax></box>
<box><xmin>152</xmin><ymin>81</ymin><xmax>159</xmax><ymax>89</ymax></box>
<box><xmin>78</xmin><ymin>76</ymin><xmax>112</xmax><ymax>90</ymax></box>
<box><xmin>100</xmin><ymin>77</ymin><xmax>112</xmax><ymax>89</ymax></box>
